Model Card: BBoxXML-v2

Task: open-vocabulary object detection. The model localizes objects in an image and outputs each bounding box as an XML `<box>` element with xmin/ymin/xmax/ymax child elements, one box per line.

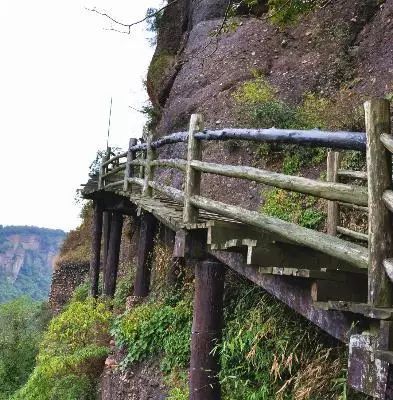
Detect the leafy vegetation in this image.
<box><xmin>0</xmin><ymin>298</ymin><xmax>51</xmax><ymax>400</ymax></box>
<box><xmin>268</xmin><ymin>0</ymin><xmax>322</xmax><ymax>25</ymax></box>
<box><xmin>12</xmin><ymin>298</ymin><xmax>112</xmax><ymax>400</ymax></box>
<box><xmin>111</xmin><ymin>297</ymin><xmax>192</xmax><ymax>372</ymax></box>
<box><xmin>261</xmin><ymin>189</ymin><xmax>326</xmax><ymax>229</ymax></box>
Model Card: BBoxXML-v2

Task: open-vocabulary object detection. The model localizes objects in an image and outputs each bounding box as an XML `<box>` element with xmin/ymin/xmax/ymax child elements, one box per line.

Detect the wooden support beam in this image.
<box><xmin>365</xmin><ymin>99</ymin><xmax>393</xmax><ymax>307</ymax></box>
<box><xmin>133</xmin><ymin>212</ymin><xmax>157</xmax><ymax>297</ymax></box>
<box><xmin>123</xmin><ymin>138</ymin><xmax>138</xmax><ymax>192</ymax></box>
<box><xmin>190</xmin><ymin>260</ymin><xmax>225</xmax><ymax>400</ymax></box>
<box><xmin>327</xmin><ymin>151</ymin><xmax>341</xmax><ymax>235</ymax></box>
<box><xmin>103</xmin><ymin>211</ymin><xmax>124</xmax><ymax>297</ymax></box>
<box><xmin>102</xmin><ymin>211</ymin><xmax>112</xmax><ymax>284</ymax></box>
<box><xmin>89</xmin><ymin>200</ymin><xmax>103</xmax><ymax>298</ymax></box>
<box><xmin>184</xmin><ymin>114</ymin><xmax>204</xmax><ymax>224</ymax></box>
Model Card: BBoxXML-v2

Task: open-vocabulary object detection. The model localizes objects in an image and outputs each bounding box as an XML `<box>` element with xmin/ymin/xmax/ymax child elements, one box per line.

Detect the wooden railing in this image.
<box><xmin>98</xmin><ymin>99</ymin><xmax>393</xmax><ymax>307</ymax></box>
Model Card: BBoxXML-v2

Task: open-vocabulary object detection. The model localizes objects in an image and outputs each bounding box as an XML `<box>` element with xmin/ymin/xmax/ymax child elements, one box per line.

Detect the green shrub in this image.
<box><xmin>268</xmin><ymin>0</ymin><xmax>321</xmax><ymax>25</ymax></box>
<box><xmin>261</xmin><ymin>189</ymin><xmax>326</xmax><ymax>230</ymax></box>
<box><xmin>113</xmin><ymin>269</ymin><xmax>135</xmax><ymax>311</ymax></box>
<box><xmin>70</xmin><ymin>281</ymin><xmax>90</xmax><ymax>303</ymax></box>
<box><xmin>112</xmin><ymin>299</ymin><xmax>192</xmax><ymax>372</ymax></box>
<box><xmin>13</xmin><ymin>298</ymin><xmax>112</xmax><ymax>400</ymax></box>
<box><xmin>0</xmin><ymin>298</ymin><xmax>50</xmax><ymax>399</ymax></box>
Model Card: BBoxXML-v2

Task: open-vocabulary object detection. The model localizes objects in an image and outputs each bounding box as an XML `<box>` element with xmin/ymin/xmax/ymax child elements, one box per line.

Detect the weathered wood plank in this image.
<box><xmin>190</xmin><ymin>195</ymin><xmax>369</xmax><ymax>269</ymax></box>
<box><xmin>142</xmin><ymin>135</ymin><xmax>156</xmax><ymax>198</ymax></box>
<box><xmin>383</xmin><ymin>259</ymin><xmax>393</xmax><ymax>283</ymax></box>
<box><xmin>101</xmin><ymin>164</ymin><xmax>126</xmax><ymax>179</ymax></box>
<box><xmin>338</xmin><ymin>169</ymin><xmax>368</xmax><ymax>180</ymax></box>
<box><xmin>183</xmin><ymin>114</ymin><xmax>204</xmax><ymax>224</ymax></box>
<box><xmin>337</xmin><ymin>226</ymin><xmax>368</xmax><ymax>242</ymax></box>
<box><xmin>338</xmin><ymin>202</ymin><xmax>368</xmax><ymax>212</ymax></box>
<box><xmin>151</xmin><ymin>159</ymin><xmax>187</xmax><ymax>171</ymax></box>
<box><xmin>380</xmin><ymin>133</ymin><xmax>393</xmax><ymax>154</ymax></box>
<box><xmin>190</xmin><ymin>160</ymin><xmax>368</xmax><ymax>206</ymax></box>
<box><xmin>101</xmin><ymin>151</ymin><xmax>127</xmax><ymax>167</ymax></box>
<box><xmin>148</xmin><ymin>181</ymin><xmax>184</xmax><ymax>203</ymax></box>
<box><xmin>129</xmin><ymin>128</ymin><xmax>366</xmax><ymax>152</ymax></box>
<box><xmin>314</xmin><ymin>301</ymin><xmax>393</xmax><ymax>320</ymax></box>
<box><xmin>104</xmin><ymin>180</ymin><xmax>124</xmax><ymax>189</ymax></box>
<box><xmin>365</xmin><ymin>99</ymin><xmax>393</xmax><ymax>306</ymax></box>
<box><xmin>327</xmin><ymin>151</ymin><xmax>341</xmax><ymax>235</ymax></box>
<box><xmin>382</xmin><ymin>190</ymin><xmax>393</xmax><ymax>214</ymax></box>
<box><xmin>123</xmin><ymin>138</ymin><xmax>138</xmax><ymax>191</ymax></box>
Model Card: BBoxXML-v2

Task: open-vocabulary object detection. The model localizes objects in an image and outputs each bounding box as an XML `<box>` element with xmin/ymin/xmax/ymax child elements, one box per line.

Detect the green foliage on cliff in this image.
<box><xmin>112</xmin><ymin>296</ymin><xmax>192</xmax><ymax>372</ymax></box>
<box><xmin>0</xmin><ymin>298</ymin><xmax>51</xmax><ymax>400</ymax></box>
<box><xmin>12</xmin><ymin>298</ymin><xmax>112</xmax><ymax>400</ymax></box>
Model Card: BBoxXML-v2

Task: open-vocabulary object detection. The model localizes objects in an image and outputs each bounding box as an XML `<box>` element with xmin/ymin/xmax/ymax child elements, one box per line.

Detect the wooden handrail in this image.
<box><xmin>101</xmin><ymin>151</ymin><xmax>127</xmax><ymax>167</ymax></box>
<box><xmin>189</xmin><ymin>194</ymin><xmax>368</xmax><ymax>269</ymax></box>
<box><xmin>190</xmin><ymin>160</ymin><xmax>368</xmax><ymax>206</ymax></box>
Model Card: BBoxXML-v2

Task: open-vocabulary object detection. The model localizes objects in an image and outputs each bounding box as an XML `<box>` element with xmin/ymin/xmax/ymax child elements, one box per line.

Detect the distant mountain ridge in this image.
<box><xmin>0</xmin><ymin>225</ymin><xmax>65</xmax><ymax>303</ymax></box>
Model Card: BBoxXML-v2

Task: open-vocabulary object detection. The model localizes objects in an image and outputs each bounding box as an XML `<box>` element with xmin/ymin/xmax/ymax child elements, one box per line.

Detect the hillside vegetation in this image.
<box><xmin>0</xmin><ymin>226</ymin><xmax>65</xmax><ymax>303</ymax></box>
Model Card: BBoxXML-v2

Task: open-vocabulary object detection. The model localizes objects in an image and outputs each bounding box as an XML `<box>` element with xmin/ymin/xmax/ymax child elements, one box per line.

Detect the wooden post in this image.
<box><xmin>133</xmin><ymin>212</ymin><xmax>157</xmax><ymax>297</ymax></box>
<box><xmin>103</xmin><ymin>211</ymin><xmax>124</xmax><ymax>297</ymax></box>
<box><xmin>183</xmin><ymin>114</ymin><xmax>204</xmax><ymax>224</ymax></box>
<box><xmin>102</xmin><ymin>210</ymin><xmax>112</xmax><ymax>291</ymax></box>
<box><xmin>327</xmin><ymin>151</ymin><xmax>341</xmax><ymax>236</ymax></box>
<box><xmin>123</xmin><ymin>138</ymin><xmax>138</xmax><ymax>192</ymax></box>
<box><xmin>142</xmin><ymin>135</ymin><xmax>156</xmax><ymax>198</ymax></box>
<box><xmin>190</xmin><ymin>260</ymin><xmax>225</xmax><ymax>400</ymax></box>
<box><xmin>98</xmin><ymin>147</ymin><xmax>111</xmax><ymax>189</ymax></box>
<box><xmin>365</xmin><ymin>99</ymin><xmax>393</xmax><ymax>307</ymax></box>
<box><xmin>89</xmin><ymin>200</ymin><xmax>103</xmax><ymax>298</ymax></box>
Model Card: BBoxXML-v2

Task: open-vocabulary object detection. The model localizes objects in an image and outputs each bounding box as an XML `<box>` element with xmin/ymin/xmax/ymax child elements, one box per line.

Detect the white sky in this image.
<box><xmin>0</xmin><ymin>0</ymin><xmax>161</xmax><ymax>232</ymax></box>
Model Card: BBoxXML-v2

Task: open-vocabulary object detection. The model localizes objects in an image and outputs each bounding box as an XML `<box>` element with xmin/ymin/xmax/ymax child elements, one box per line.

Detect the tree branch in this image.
<box><xmin>85</xmin><ymin>0</ymin><xmax>181</xmax><ymax>34</ymax></box>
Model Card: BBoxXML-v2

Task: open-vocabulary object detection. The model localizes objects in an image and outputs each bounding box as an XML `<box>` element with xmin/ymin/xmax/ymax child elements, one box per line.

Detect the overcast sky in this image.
<box><xmin>0</xmin><ymin>0</ymin><xmax>161</xmax><ymax>232</ymax></box>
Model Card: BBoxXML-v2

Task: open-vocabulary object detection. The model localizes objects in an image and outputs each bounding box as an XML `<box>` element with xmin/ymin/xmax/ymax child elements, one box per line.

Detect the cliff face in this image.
<box><xmin>0</xmin><ymin>226</ymin><xmax>65</xmax><ymax>302</ymax></box>
<box><xmin>148</xmin><ymin>0</ymin><xmax>393</xmax><ymax>135</ymax></box>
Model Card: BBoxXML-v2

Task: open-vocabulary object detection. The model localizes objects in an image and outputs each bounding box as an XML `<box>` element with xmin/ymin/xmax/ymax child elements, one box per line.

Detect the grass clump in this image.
<box><xmin>12</xmin><ymin>298</ymin><xmax>112</xmax><ymax>400</ymax></box>
<box><xmin>261</xmin><ymin>189</ymin><xmax>326</xmax><ymax>230</ymax></box>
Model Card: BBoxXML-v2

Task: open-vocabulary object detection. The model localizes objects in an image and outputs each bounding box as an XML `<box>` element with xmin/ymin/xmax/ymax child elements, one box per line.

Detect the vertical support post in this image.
<box><xmin>190</xmin><ymin>260</ymin><xmax>225</xmax><ymax>400</ymax></box>
<box><xmin>133</xmin><ymin>212</ymin><xmax>158</xmax><ymax>297</ymax></box>
<box><xmin>102</xmin><ymin>211</ymin><xmax>112</xmax><ymax>290</ymax></box>
<box><xmin>123</xmin><ymin>138</ymin><xmax>138</xmax><ymax>192</ymax></box>
<box><xmin>103</xmin><ymin>211</ymin><xmax>124</xmax><ymax>297</ymax></box>
<box><xmin>183</xmin><ymin>114</ymin><xmax>204</xmax><ymax>224</ymax></box>
<box><xmin>365</xmin><ymin>99</ymin><xmax>393</xmax><ymax>307</ymax></box>
<box><xmin>142</xmin><ymin>135</ymin><xmax>156</xmax><ymax>198</ymax></box>
<box><xmin>89</xmin><ymin>200</ymin><xmax>103</xmax><ymax>298</ymax></box>
<box><xmin>326</xmin><ymin>151</ymin><xmax>341</xmax><ymax>236</ymax></box>
<box><xmin>98</xmin><ymin>147</ymin><xmax>111</xmax><ymax>190</ymax></box>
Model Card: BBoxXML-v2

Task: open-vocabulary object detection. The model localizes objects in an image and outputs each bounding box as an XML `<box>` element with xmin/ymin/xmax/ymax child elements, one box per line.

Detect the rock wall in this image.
<box><xmin>49</xmin><ymin>261</ymin><xmax>89</xmax><ymax>314</ymax></box>
<box><xmin>148</xmin><ymin>0</ymin><xmax>392</xmax><ymax>135</ymax></box>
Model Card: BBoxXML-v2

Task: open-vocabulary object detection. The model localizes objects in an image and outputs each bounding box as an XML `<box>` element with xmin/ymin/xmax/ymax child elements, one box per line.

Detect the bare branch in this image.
<box><xmin>85</xmin><ymin>0</ymin><xmax>181</xmax><ymax>34</ymax></box>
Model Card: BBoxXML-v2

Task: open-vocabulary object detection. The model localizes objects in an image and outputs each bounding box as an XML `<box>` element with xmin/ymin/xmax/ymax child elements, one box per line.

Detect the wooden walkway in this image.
<box><xmin>82</xmin><ymin>99</ymin><xmax>393</xmax><ymax>399</ymax></box>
